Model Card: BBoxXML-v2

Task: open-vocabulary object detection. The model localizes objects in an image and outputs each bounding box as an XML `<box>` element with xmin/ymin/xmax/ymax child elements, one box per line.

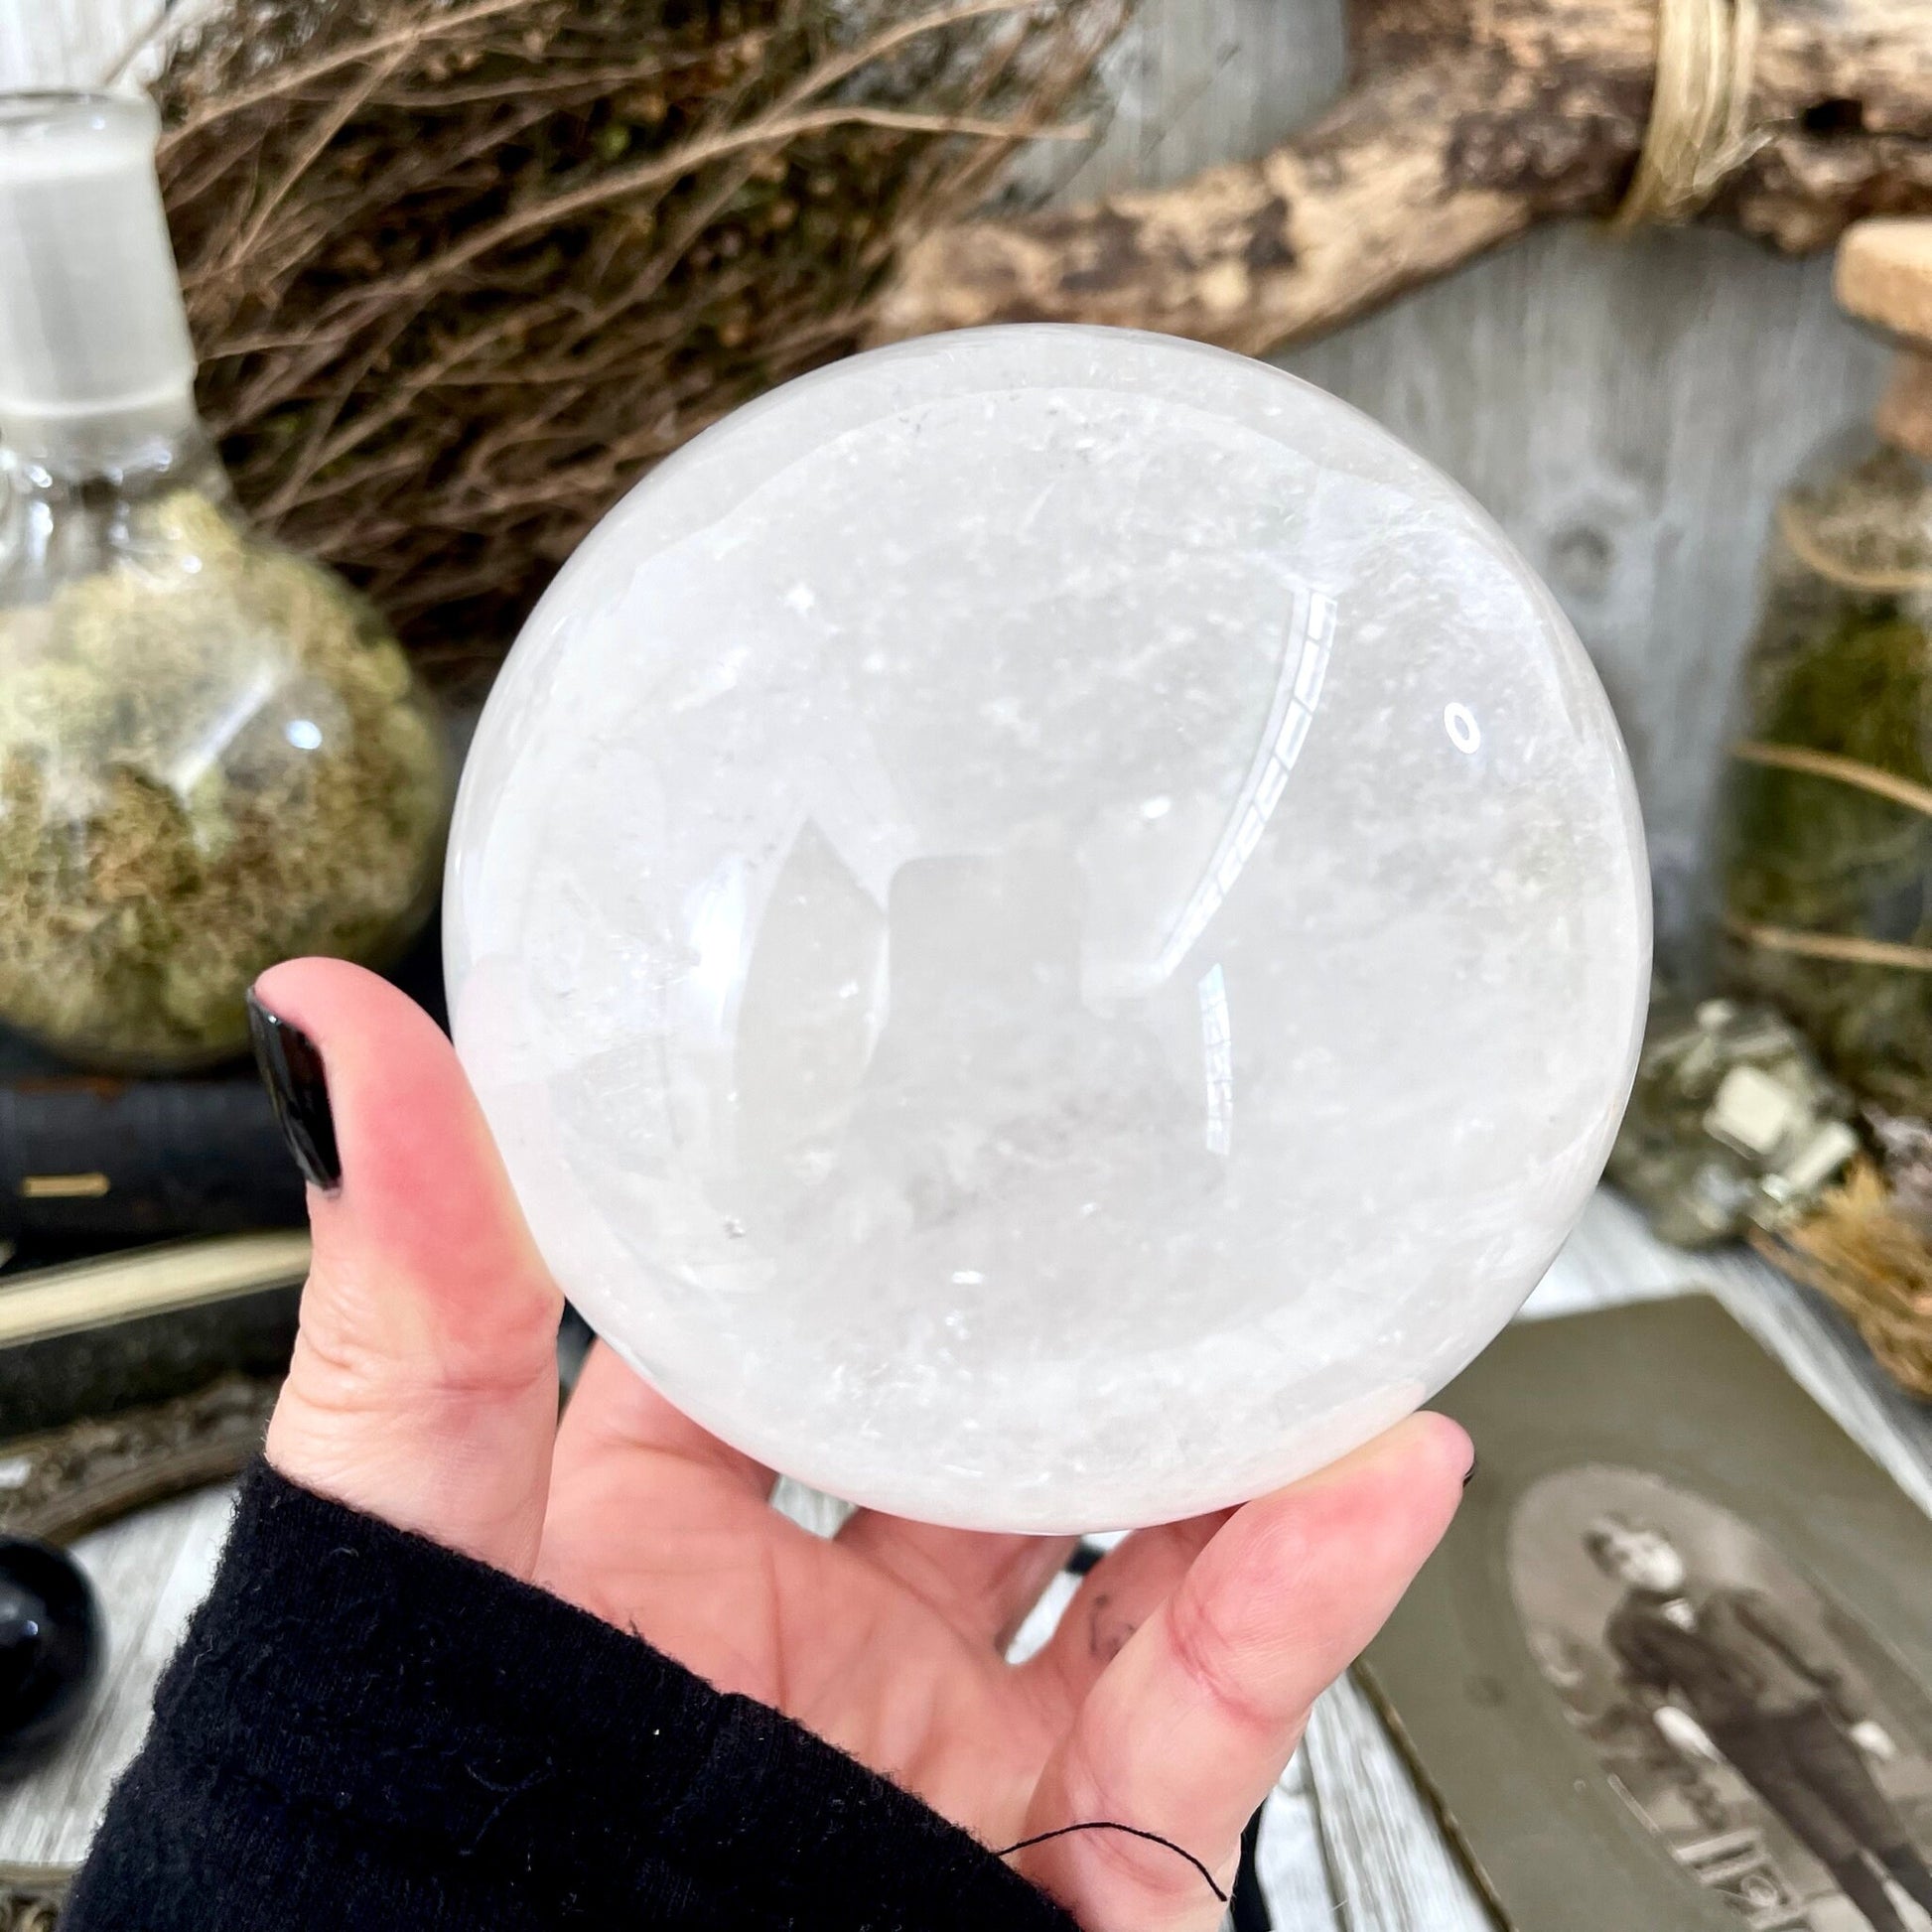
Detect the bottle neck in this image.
<box><xmin>0</xmin><ymin>390</ymin><xmax>215</xmax><ymax>488</ymax></box>
<box><xmin>0</xmin><ymin>401</ymin><xmax>235</xmax><ymax>604</ymax></box>
<box><xmin>0</xmin><ymin>93</ymin><xmax>201</xmax><ymax>446</ymax></box>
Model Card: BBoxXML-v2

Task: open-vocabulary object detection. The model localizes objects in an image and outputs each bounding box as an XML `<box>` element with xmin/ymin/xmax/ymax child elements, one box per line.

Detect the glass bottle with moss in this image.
<box><xmin>0</xmin><ymin>93</ymin><xmax>450</xmax><ymax>1071</ymax></box>
<box><xmin>1717</xmin><ymin>217</ymin><xmax>1932</xmax><ymax>1121</ymax></box>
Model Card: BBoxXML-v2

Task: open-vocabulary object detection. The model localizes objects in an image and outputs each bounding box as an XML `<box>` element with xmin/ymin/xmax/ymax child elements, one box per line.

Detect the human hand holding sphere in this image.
<box><xmin>258</xmin><ymin>327</ymin><xmax>1638</xmax><ymax>1923</ymax></box>
<box><xmin>254</xmin><ymin>955</ymin><xmax>1471</xmax><ymax>1930</ymax></box>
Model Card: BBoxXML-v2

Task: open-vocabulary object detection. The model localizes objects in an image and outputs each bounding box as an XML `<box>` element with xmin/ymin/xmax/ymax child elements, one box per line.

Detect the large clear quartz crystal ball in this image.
<box><xmin>446</xmin><ymin>327</ymin><xmax>1648</xmax><ymax>1531</ymax></box>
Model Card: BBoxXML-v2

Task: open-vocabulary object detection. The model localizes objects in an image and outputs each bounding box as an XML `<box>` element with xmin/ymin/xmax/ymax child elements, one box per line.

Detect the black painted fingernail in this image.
<box><xmin>1463</xmin><ymin>1451</ymin><xmax>1478</xmax><ymax>1489</ymax></box>
<box><xmin>247</xmin><ymin>988</ymin><xmax>341</xmax><ymax>1193</ymax></box>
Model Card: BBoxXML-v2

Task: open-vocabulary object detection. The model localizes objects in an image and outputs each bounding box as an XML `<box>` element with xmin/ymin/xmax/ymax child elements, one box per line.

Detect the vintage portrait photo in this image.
<box><xmin>1511</xmin><ymin>1465</ymin><xmax>1932</xmax><ymax>1932</ymax></box>
<box><xmin>1361</xmin><ymin>1300</ymin><xmax>1932</xmax><ymax>1932</ymax></box>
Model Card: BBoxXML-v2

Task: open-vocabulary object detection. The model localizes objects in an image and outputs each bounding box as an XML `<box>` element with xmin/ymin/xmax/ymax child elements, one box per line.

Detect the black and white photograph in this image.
<box><xmin>1512</xmin><ymin>1466</ymin><xmax>1932</xmax><ymax>1932</ymax></box>
<box><xmin>1365</xmin><ymin>1299</ymin><xmax>1932</xmax><ymax>1932</ymax></box>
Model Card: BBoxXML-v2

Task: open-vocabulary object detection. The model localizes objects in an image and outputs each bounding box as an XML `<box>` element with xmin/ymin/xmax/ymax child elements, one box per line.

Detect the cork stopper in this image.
<box><xmin>1837</xmin><ymin>219</ymin><xmax>1932</xmax><ymax>459</ymax></box>
<box><xmin>1838</xmin><ymin>219</ymin><xmax>1932</xmax><ymax>344</ymax></box>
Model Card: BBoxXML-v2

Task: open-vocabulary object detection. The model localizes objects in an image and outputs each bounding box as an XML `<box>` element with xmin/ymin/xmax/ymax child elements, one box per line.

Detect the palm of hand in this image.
<box><xmin>537</xmin><ymin>1348</ymin><xmax>1138</xmax><ymax>1849</ymax></box>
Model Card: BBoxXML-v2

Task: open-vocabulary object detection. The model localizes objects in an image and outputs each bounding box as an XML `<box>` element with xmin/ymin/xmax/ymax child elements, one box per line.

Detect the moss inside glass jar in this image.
<box><xmin>0</xmin><ymin>93</ymin><xmax>449</xmax><ymax>1071</ymax></box>
<box><xmin>1717</xmin><ymin>218</ymin><xmax>1932</xmax><ymax>1118</ymax></box>
<box><xmin>0</xmin><ymin>491</ymin><xmax>448</xmax><ymax>1068</ymax></box>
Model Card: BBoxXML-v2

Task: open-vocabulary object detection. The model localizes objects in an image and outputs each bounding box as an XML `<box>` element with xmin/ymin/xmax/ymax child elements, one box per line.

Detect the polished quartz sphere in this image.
<box><xmin>0</xmin><ymin>1536</ymin><xmax>100</xmax><ymax>1775</ymax></box>
<box><xmin>447</xmin><ymin>327</ymin><xmax>1648</xmax><ymax>1531</ymax></box>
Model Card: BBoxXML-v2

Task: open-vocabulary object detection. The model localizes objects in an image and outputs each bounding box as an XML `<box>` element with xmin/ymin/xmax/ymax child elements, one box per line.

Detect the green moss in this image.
<box><xmin>1727</xmin><ymin>610</ymin><xmax>1930</xmax><ymax>923</ymax></box>
<box><xmin>1719</xmin><ymin>483</ymin><xmax>1932</xmax><ymax>1116</ymax></box>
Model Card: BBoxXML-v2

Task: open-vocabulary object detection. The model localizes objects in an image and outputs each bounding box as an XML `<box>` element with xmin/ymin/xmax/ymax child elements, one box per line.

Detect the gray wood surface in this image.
<box><xmin>1259</xmin><ymin>1751</ymin><xmax>1348</xmax><ymax>1932</ymax></box>
<box><xmin>1303</xmin><ymin>1675</ymin><xmax>1491</xmax><ymax>1932</ymax></box>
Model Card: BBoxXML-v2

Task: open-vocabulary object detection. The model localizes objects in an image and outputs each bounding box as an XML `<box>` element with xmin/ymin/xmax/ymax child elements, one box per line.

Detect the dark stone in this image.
<box><xmin>0</xmin><ymin>1536</ymin><xmax>101</xmax><ymax>1778</ymax></box>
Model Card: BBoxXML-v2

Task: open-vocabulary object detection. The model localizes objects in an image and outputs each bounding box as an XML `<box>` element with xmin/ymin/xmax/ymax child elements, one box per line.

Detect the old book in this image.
<box><xmin>0</xmin><ymin>1073</ymin><xmax>307</xmax><ymax>1243</ymax></box>
<box><xmin>0</xmin><ymin>912</ymin><xmax>446</xmax><ymax>1245</ymax></box>
<box><xmin>1362</xmin><ymin>1296</ymin><xmax>1932</xmax><ymax>1932</ymax></box>
<box><xmin>0</xmin><ymin>1234</ymin><xmax>308</xmax><ymax>1438</ymax></box>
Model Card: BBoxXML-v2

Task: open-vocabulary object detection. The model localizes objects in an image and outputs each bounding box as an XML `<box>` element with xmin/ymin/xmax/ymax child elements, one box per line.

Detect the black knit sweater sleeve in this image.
<box><xmin>64</xmin><ymin>1463</ymin><xmax>1080</xmax><ymax>1932</ymax></box>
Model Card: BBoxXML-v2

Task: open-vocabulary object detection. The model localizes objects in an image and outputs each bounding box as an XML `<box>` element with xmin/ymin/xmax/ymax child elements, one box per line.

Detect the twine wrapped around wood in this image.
<box><xmin>150</xmin><ymin>0</ymin><xmax>1123</xmax><ymax>670</ymax></box>
<box><xmin>1610</xmin><ymin>0</ymin><xmax>1760</xmax><ymax>229</ymax></box>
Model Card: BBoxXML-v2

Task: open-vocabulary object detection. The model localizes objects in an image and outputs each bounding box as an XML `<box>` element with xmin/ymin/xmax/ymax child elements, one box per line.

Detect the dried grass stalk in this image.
<box><xmin>152</xmin><ymin>0</ymin><xmax>1121</xmax><ymax>676</ymax></box>
<box><xmin>1751</xmin><ymin>1160</ymin><xmax>1932</xmax><ymax>1397</ymax></box>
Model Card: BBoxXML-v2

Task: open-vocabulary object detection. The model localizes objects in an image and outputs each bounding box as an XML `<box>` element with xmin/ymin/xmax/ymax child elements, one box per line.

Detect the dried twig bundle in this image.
<box><xmin>152</xmin><ymin>0</ymin><xmax>1119</xmax><ymax>673</ymax></box>
<box><xmin>1752</xmin><ymin>1160</ymin><xmax>1932</xmax><ymax>1398</ymax></box>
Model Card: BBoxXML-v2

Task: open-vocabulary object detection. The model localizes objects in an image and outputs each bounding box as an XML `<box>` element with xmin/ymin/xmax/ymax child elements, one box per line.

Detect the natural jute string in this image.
<box><xmin>1612</xmin><ymin>0</ymin><xmax>1762</xmax><ymax>228</ymax></box>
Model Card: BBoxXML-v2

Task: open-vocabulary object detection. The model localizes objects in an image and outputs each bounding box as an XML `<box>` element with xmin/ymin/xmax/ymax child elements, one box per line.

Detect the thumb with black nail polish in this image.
<box><xmin>248</xmin><ymin>958</ymin><xmax>563</xmax><ymax>1576</ymax></box>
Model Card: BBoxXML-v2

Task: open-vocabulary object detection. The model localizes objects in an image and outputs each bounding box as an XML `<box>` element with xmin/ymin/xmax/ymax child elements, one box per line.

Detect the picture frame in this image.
<box><xmin>1362</xmin><ymin>1296</ymin><xmax>1932</xmax><ymax>1932</ymax></box>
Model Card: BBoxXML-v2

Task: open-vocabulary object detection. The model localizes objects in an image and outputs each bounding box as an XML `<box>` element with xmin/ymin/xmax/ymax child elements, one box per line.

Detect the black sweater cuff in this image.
<box><xmin>65</xmin><ymin>1462</ymin><xmax>1079</xmax><ymax>1931</ymax></box>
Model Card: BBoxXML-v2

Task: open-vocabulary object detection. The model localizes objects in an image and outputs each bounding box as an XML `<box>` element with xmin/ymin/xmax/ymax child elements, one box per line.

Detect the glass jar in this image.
<box><xmin>0</xmin><ymin>93</ymin><xmax>450</xmax><ymax>1070</ymax></box>
<box><xmin>1717</xmin><ymin>398</ymin><xmax>1932</xmax><ymax>1118</ymax></box>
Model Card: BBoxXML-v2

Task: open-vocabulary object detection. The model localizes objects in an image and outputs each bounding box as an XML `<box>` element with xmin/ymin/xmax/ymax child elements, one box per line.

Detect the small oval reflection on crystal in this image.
<box><xmin>1444</xmin><ymin>702</ymin><xmax>1482</xmax><ymax>755</ymax></box>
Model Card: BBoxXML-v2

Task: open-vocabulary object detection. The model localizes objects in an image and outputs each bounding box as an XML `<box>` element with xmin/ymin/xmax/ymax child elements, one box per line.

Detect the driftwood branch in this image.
<box><xmin>871</xmin><ymin>0</ymin><xmax>1932</xmax><ymax>356</ymax></box>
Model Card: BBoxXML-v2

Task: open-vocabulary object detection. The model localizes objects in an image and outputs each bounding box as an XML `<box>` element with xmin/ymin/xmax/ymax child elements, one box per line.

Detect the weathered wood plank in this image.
<box><xmin>1303</xmin><ymin>1674</ymin><xmax>1494</xmax><ymax>1932</ymax></box>
<box><xmin>1258</xmin><ymin>1751</ymin><xmax>1350</xmax><ymax>1930</ymax></box>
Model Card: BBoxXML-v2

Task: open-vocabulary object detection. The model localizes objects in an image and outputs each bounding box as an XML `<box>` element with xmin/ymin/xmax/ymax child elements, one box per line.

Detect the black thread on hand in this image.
<box><xmin>994</xmin><ymin>1823</ymin><xmax>1229</xmax><ymax>1903</ymax></box>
